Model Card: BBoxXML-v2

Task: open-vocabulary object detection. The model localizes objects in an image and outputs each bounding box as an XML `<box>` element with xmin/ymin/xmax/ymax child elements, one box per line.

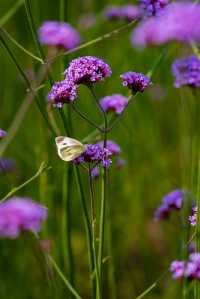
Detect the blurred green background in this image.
<box><xmin>0</xmin><ymin>0</ymin><xmax>195</xmax><ymax>298</ymax></box>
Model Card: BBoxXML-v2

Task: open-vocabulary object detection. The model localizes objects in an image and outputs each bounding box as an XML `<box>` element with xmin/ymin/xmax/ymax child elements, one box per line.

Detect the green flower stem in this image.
<box><xmin>88</xmin><ymin>165</ymin><xmax>101</xmax><ymax>299</ymax></box>
<box><xmin>1</xmin><ymin>161</ymin><xmax>50</xmax><ymax>202</ymax></box>
<box><xmin>61</xmin><ymin>164</ymin><xmax>75</xmax><ymax>290</ymax></box>
<box><xmin>48</xmin><ymin>255</ymin><xmax>83</xmax><ymax>299</ymax></box>
<box><xmin>74</xmin><ymin>166</ymin><xmax>96</xmax><ymax>298</ymax></box>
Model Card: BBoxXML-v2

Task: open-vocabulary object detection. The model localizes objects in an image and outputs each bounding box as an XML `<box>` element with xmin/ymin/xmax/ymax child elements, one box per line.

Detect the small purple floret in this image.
<box><xmin>120</xmin><ymin>71</ymin><xmax>151</xmax><ymax>93</ymax></box>
<box><xmin>97</xmin><ymin>140</ymin><xmax>121</xmax><ymax>156</ymax></box>
<box><xmin>0</xmin><ymin>197</ymin><xmax>47</xmax><ymax>238</ymax></box>
<box><xmin>47</xmin><ymin>80</ymin><xmax>77</xmax><ymax>108</ymax></box>
<box><xmin>0</xmin><ymin>129</ymin><xmax>7</xmax><ymax>139</ymax></box>
<box><xmin>172</xmin><ymin>55</ymin><xmax>200</xmax><ymax>88</ymax></box>
<box><xmin>154</xmin><ymin>189</ymin><xmax>184</xmax><ymax>221</ymax></box>
<box><xmin>100</xmin><ymin>94</ymin><xmax>128</xmax><ymax>115</ymax></box>
<box><xmin>140</xmin><ymin>0</ymin><xmax>169</xmax><ymax>18</ymax></box>
<box><xmin>38</xmin><ymin>21</ymin><xmax>81</xmax><ymax>50</ymax></box>
<box><xmin>0</xmin><ymin>158</ymin><xmax>15</xmax><ymax>174</ymax></box>
<box><xmin>170</xmin><ymin>261</ymin><xmax>185</xmax><ymax>280</ymax></box>
<box><xmin>64</xmin><ymin>56</ymin><xmax>112</xmax><ymax>85</ymax></box>
<box><xmin>189</xmin><ymin>206</ymin><xmax>197</xmax><ymax>226</ymax></box>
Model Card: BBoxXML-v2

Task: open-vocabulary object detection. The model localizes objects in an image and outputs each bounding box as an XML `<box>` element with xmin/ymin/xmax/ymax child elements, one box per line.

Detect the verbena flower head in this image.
<box><xmin>120</xmin><ymin>71</ymin><xmax>151</xmax><ymax>93</ymax></box>
<box><xmin>73</xmin><ymin>143</ymin><xmax>112</xmax><ymax>168</ymax></box>
<box><xmin>154</xmin><ymin>189</ymin><xmax>184</xmax><ymax>220</ymax></box>
<box><xmin>97</xmin><ymin>140</ymin><xmax>121</xmax><ymax>156</ymax></box>
<box><xmin>38</xmin><ymin>21</ymin><xmax>81</xmax><ymax>50</ymax></box>
<box><xmin>47</xmin><ymin>80</ymin><xmax>77</xmax><ymax>108</ymax></box>
<box><xmin>188</xmin><ymin>242</ymin><xmax>196</xmax><ymax>254</ymax></box>
<box><xmin>0</xmin><ymin>197</ymin><xmax>47</xmax><ymax>238</ymax></box>
<box><xmin>104</xmin><ymin>4</ymin><xmax>140</xmax><ymax>22</ymax></box>
<box><xmin>0</xmin><ymin>129</ymin><xmax>7</xmax><ymax>139</ymax></box>
<box><xmin>170</xmin><ymin>261</ymin><xmax>185</xmax><ymax>280</ymax></box>
<box><xmin>64</xmin><ymin>56</ymin><xmax>112</xmax><ymax>85</ymax></box>
<box><xmin>189</xmin><ymin>206</ymin><xmax>197</xmax><ymax>226</ymax></box>
<box><xmin>100</xmin><ymin>94</ymin><xmax>129</xmax><ymax>115</ymax></box>
<box><xmin>185</xmin><ymin>253</ymin><xmax>200</xmax><ymax>280</ymax></box>
<box><xmin>140</xmin><ymin>0</ymin><xmax>169</xmax><ymax>18</ymax></box>
<box><xmin>0</xmin><ymin>158</ymin><xmax>15</xmax><ymax>174</ymax></box>
<box><xmin>172</xmin><ymin>55</ymin><xmax>200</xmax><ymax>88</ymax></box>
<box><xmin>132</xmin><ymin>3</ymin><xmax>200</xmax><ymax>47</ymax></box>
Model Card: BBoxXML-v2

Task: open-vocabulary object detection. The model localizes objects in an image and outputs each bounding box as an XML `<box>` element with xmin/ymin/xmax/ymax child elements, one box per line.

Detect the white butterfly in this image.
<box><xmin>55</xmin><ymin>136</ymin><xmax>85</xmax><ymax>162</ymax></box>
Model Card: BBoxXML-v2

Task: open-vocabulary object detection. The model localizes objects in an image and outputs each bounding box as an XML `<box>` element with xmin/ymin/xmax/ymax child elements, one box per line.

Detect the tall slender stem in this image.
<box><xmin>74</xmin><ymin>166</ymin><xmax>96</xmax><ymax>298</ymax></box>
<box><xmin>88</xmin><ymin>165</ymin><xmax>101</xmax><ymax>299</ymax></box>
<box><xmin>88</xmin><ymin>86</ymin><xmax>108</xmax><ymax>293</ymax></box>
<box><xmin>61</xmin><ymin>164</ymin><xmax>75</xmax><ymax>291</ymax></box>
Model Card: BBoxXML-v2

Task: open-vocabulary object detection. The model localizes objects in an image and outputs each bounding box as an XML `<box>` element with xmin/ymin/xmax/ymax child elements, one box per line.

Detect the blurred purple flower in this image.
<box><xmin>132</xmin><ymin>3</ymin><xmax>200</xmax><ymax>47</ymax></box>
<box><xmin>170</xmin><ymin>261</ymin><xmax>185</xmax><ymax>280</ymax></box>
<box><xmin>120</xmin><ymin>71</ymin><xmax>151</xmax><ymax>93</ymax></box>
<box><xmin>64</xmin><ymin>56</ymin><xmax>112</xmax><ymax>85</ymax></box>
<box><xmin>185</xmin><ymin>253</ymin><xmax>200</xmax><ymax>280</ymax></box>
<box><xmin>38</xmin><ymin>21</ymin><xmax>81</xmax><ymax>50</ymax></box>
<box><xmin>116</xmin><ymin>157</ymin><xmax>126</xmax><ymax>169</ymax></box>
<box><xmin>47</xmin><ymin>80</ymin><xmax>77</xmax><ymax>108</ymax></box>
<box><xmin>0</xmin><ymin>158</ymin><xmax>15</xmax><ymax>174</ymax></box>
<box><xmin>91</xmin><ymin>166</ymin><xmax>100</xmax><ymax>179</ymax></box>
<box><xmin>172</xmin><ymin>55</ymin><xmax>200</xmax><ymax>88</ymax></box>
<box><xmin>140</xmin><ymin>0</ymin><xmax>169</xmax><ymax>18</ymax></box>
<box><xmin>0</xmin><ymin>197</ymin><xmax>47</xmax><ymax>238</ymax></box>
<box><xmin>0</xmin><ymin>129</ymin><xmax>7</xmax><ymax>139</ymax></box>
<box><xmin>189</xmin><ymin>206</ymin><xmax>197</xmax><ymax>226</ymax></box>
<box><xmin>100</xmin><ymin>94</ymin><xmax>128</xmax><ymax>115</ymax></box>
<box><xmin>104</xmin><ymin>4</ymin><xmax>140</xmax><ymax>22</ymax></box>
<box><xmin>154</xmin><ymin>189</ymin><xmax>184</xmax><ymax>221</ymax></box>
<box><xmin>188</xmin><ymin>242</ymin><xmax>196</xmax><ymax>254</ymax></box>
<box><xmin>73</xmin><ymin>143</ymin><xmax>112</xmax><ymax>168</ymax></box>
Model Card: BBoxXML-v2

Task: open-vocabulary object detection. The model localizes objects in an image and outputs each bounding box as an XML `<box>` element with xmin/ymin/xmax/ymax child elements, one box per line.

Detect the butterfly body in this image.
<box><xmin>55</xmin><ymin>136</ymin><xmax>85</xmax><ymax>161</ymax></box>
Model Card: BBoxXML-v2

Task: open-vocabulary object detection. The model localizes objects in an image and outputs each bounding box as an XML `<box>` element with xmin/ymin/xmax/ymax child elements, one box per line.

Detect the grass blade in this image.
<box><xmin>0</xmin><ymin>0</ymin><xmax>23</xmax><ymax>27</ymax></box>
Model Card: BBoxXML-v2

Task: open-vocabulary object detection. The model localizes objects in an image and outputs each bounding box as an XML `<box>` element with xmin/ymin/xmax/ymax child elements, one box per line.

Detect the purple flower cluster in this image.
<box><xmin>104</xmin><ymin>4</ymin><xmax>140</xmax><ymax>22</ymax></box>
<box><xmin>189</xmin><ymin>206</ymin><xmax>197</xmax><ymax>226</ymax></box>
<box><xmin>38</xmin><ymin>21</ymin><xmax>81</xmax><ymax>50</ymax></box>
<box><xmin>0</xmin><ymin>197</ymin><xmax>47</xmax><ymax>238</ymax></box>
<box><xmin>73</xmin><ymin>143</ymin><xmax>112</xmax><ymax>168</ymax></box>
<box><xmin>47</xmin><ymin>80</ymin><xmax>77</xmax><ymax>108</ymax></box>
<box><xmin>154</xmin><ymin>189</ymin><xmax>184</xmax><ymax>220</ymax></box>
<box><xmin>48</xmin><ymin>56</ymin><xmax>111</xmax><ymax>107</ymax></box>
<box><xmin>0</xmin><ymin>129</ymin><xmax>7</xmax><ymax>139</ymax></box>
<box><xmin>100</xmin><ymin>94</ymin><xmax>129</xmax><ymax>115</ymax></box>
<box><xmin>170</xmin><ymin>253</ymin><xmax>200</xmax><ymax>281</ymax></box>
<box><xmin>172</xmin><ymin>55</ymin><xmax>200</xmax><ymax>88</ymax></box>
<box><xmin>140</xmin><ymin>0</ymin><xmax>169</xmax><ymax>18</ymax></box>
<box><xmin>89</xmin><ymin>141</ymin><xmax>126</xmax><ymax>178</ymax></box>
<box><xmin>120</xmin><ymin>71</ymin><xmax>151</xmax><ymax>93</ymax></box>
<box><xmin>132</xmin><ymin>3</ymin><xmax>200</xmax><ymax>47</ymax></box>
<box><xmin>64</xmin><ymin>56</ymin><xmax>112</xmax><ymax>85</ymax></box>
<box><xmin>0</xmin><ymin>158</ymin><xmax>15</xmax><ymax>174</ymax></box>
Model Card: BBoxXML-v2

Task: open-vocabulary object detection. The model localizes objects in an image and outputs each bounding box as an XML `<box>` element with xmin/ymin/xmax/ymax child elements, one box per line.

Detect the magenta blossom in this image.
<box><xmin>104</xmin><ymin>4</ymin><xmax>140</xmax><ymax>22</ymax></box>
<box><xmin>132</xmin><ymin>3</ymin><xmax>200</xmax><ymax>47</ymax></box>
<box><xmin>100</xmin><ymin>94</ymin><xmax>128</xmax><ymax>115</ymax></box>
<box><xmin>0</xmin><ymin>197</ymin><xmax>47</xmax><ymax>238</ymax></box>
<box><xmin>38</xmin><ymin>21</ymin><xmax>81</xmax><ymax>50</ymax></box>
<box><xmin>120</xmin><ymin>71</ymin><xmax>151</xmax><ymax>93</ymax></box>
<box><xmin>64</xmin><ymin>56</ymin><xmax>112</xmax><ymax>85</ymax></box>
<box><xmin>47</xmin><ymin>80</ymin><xmax>77</xmax><ymax>108</ymax></box>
